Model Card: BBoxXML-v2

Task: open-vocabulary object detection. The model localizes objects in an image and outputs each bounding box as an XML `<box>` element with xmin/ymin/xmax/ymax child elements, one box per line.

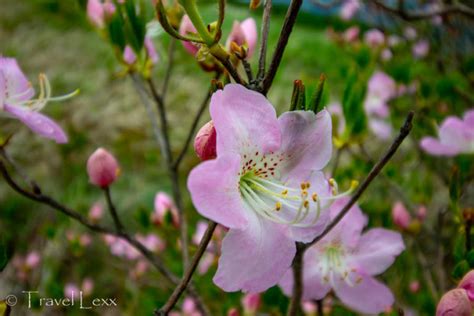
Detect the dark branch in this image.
<box><xmin>257</xmin><ymin>0</ymin><xmax>272</xmax><ymax>81</ymax></box>
<box><xmin>104</xmin><ymin>187</ymin><xmax>124</xmax><ymax>233</ymax></box>
<box><xmin>286</xmin><ymin>243</ymin><xmax>305</xmax><ymax>316</ymax></box>
<box><xmin>306</xmin><ymin>111</ymin><xmax>414</xmax><ymax>247</ymax></box>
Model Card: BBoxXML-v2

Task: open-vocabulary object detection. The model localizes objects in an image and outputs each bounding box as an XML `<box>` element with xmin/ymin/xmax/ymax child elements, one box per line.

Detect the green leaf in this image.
<box><xmin>454</xmin><ymin>234</ymin><xmax>465</xmax><ymax>263</ymax></box>
<box><xmin>124</xmin><ymin>0</ymin><xmax>146</xmax><ymax>51</ymax></box>
<box><xmin>452</xmin><ymin>260</ymin><xmax>470</xmax><ymax>279</ymax></box>
<box><xmin>466</xmin><ymin>249</ymin><xmax>474</xmax><ymax>267</ymax></box>
<box><xmin>108</xmin><ymin>13</ymin><xmax>126</xmax><ymax>50</ymax></box>
<box><xmin>342</xmin><ymin>69</ymin><xmax>367</xmax><ymax>138</ymax></box>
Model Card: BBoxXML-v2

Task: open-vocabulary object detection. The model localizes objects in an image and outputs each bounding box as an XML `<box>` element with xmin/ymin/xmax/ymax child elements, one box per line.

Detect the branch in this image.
<box><xmin>155</xmin><ymin>221</ymin><xmax>218</xmax><ymax>316</ymax></box>
<box><xmin>306</xmin><ymin>111</ymin><xmax>414</xmax><ymax>247</ymax></box>
<box><xmin>370</xmin><ymin>0</ymin><xmax>474</xmax><ymax>21</ymax></box>
<box><xmin>261</xmin><ymin>0</ymin><xmax>303</xmax><ymax>95</ymax></box>
<box><xmin>104</xmin><ymin>187</ymin><xmax>125</xmax><ymax>233</ymax></box>
<box><xmin>286</xmin><ymin>243</ymin><xmax>305</xmax><ymax>316</ymax></box>
<box><xmin>256</xmin><ymin>0</ymin><xmax>272</xmax><ymax>81</ymax></box>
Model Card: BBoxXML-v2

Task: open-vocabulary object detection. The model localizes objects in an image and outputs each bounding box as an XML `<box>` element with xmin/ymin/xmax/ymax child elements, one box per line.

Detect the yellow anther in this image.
<box><xmin>281</xmin><ymin>189</ymin><xmax>288</xmax><ymax>196</ymax></box>
<box><xmin>301</xmin><ymin>190</ymin><xmax>308</xmax><ymax>197</ymax></box>
<box><xmin>305</xmin><ymin>182</ymin><xmax>311</xmax><ymax>189</ymax></box>
<box><xmin>329</xmin><ymin>178</ymin><xmax>336</xmax><ymax>187</ymax></box>
<box><xmin>303</xmin><ymin>200</ymin><xmax>309</xmax><ymax>208</ymax></box>
<box><xmin>312</xmin><ymin>193</ymin><xmax>318</xmax><ymax>202</ymax></box>
<box><xmin>300</xmin><ymin>183</ymin><xmax>306</xmax><ymax>190</ymax></box>
<box><xmin>351</xmin><ymin>180</ymin><xmax>359</xmax><ymax>189</ymax></box>
<box><xmin>275</xmin><ymin>202</ymin><xmax>282</xmax><ymax>211</ymax></box>
<box><xmin>356</xmin><ymin>276</ymin><xmax>363</xmax><ymax>284</ymax></box>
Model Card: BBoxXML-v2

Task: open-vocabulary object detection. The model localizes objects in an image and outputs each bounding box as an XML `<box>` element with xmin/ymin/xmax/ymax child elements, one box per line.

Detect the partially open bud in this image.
<box><xmin>392</xmin><ymin>201</ymin><xmax>411</xmax><ymax>230</ymax></box>
<box><xmin>152</xmin><ymin>192</ymin><xmax>179</xmax><ymax>227</ymax></box>
<box><xmin>458</xmin><ymin>270</ymin><xmax>474</xmax><ymax>301</ymax></box>
<box><xmin>242</xmin><ymin>293</ymin><xmax>261</xmax><ymax>314</ymax></box>
<box><xmin>87</xmin><ymin>148</ymin><xmax>120</xmax><ymax>188</ymax></box>
<box><xmin>436</xmin><ymin>289</ymin><xmax>471</xmax><ymax>316</ymax></box>
<box><xmin>194</xmin><ymin>121</ymin><xmax>217</xmax><ymax>161</ymax></box>
<box><xmin>179</xmin><ymin>15</ymin><xmax>200</xmax><ymax>56</ymax></box>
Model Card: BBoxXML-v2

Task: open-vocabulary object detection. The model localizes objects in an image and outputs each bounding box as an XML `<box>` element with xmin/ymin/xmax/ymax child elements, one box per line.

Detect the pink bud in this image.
<box><xmin>417</xmin><ymin>205</ymin><xmax>427</xmax><ymax>221</ymax></box>
<box><xmin>392</xmin><ymin>201</ymin><xmax>412</xmax><ymax>229</ymax></box>
<box><xmin>182</xmin><ymin>297</ymin><xmax>197</xmax><ymax>314</ymax></box>
<box><xmin>458</xmin><ymin>270</ymin><xmax>474</xmax><ymax>301</ymax></box>
<box><xmin>64</xmin><ymin>283</ymin><xmax>80</xmax><ymax>300</ymax></box>
<box><xmin>340</xmin><ymin>0</ymin><xmax>360</xmax><ymax>20</ymax></box>
<box><xmin>412</xmin><ymin>40</ymin><xmax>429</xmax><ymax>58</ymax></box>
<box><xmin>226</xmin><ymin>18</ymin><xmax>258</xmax><ymax>58</ymax></box>
<box><xmin>436</xmin><ymin>289</ymin><xmax>471</xmax><ymax>316</ymax></box>
<box><xmin>25</xmin><ymin>251</ymin><xmax>41</xmax><ymax>269</ymax></box>
<box><xmin>242</xmin><ymin>293</ymin><xmax>261</xmax><ymax>313</ymax></box>
<box><xmin>87</xmin><ymin>0</ymin><xmax>105</xmax><ymax>28</ymax></box>
<box><xmin>194</xmin><ymin>121</ymin><xmax>217</xmax><ymax>161</ymax></box>
<box><xmin>364</xmin><ymin>29</ymin><xmax>385</xmax><ymax>47</ymax></box>
<box><xmin>409</xmin><ymin>280</ymin><xmax>420</xmax><ymax>293</ymax></box>
<box><xmin>82</xmin><ymin>278</ymin><xmax>94</xmax><ymax>296</ymax></box>
<box><xmin>145</xmin><ymin>37</ymin><xmax>159</xmax><ymax>64</ymax></box>
<box><xmin>343</xmin><ymin>26</ymin><xmax>360</xmax><ymax>43</ymax></box>
<box><xmin>88</xmin><ymin>202</ymin><xmax>104</xmax><ymax>222</ymax></box>
<box><xmin>179</xmin><ymin>15</ymin><xmax>199</xmax><ymax>56</ymax></box>
<box><xmin>86</xmin><ymin>148</ymin><xmax>120</xmax><ymax>188</ymax></box>
<box><xmin>302</xmin><ymin>301</ymin><xmax>317</xmax><ymax>314</ymax></box>
<box><xmin>123</xmin><ymin>45</ymin><xmax>137</xmax><ymax>65</ymax></box>
<box><xmin>227</xmin><ymin>308</ymin><xmax>240</xmax><ymax>316</ymax></box>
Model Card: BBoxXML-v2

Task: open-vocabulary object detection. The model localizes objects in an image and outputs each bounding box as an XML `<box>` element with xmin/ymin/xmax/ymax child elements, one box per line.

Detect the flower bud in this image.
<box><xmin>409</xmin><ymin>280</ymin><xmax>420</xmax><ymax>293</ymax></box>
<box><xmin>458</xmin><ymin>270</ymin><xmax>474</xmax><ymax>301</ymax></box>
<box><xmin>179</xmin><ymin>15</ymin><xmax>199</xmax><ymax>56</ymax></box>
<box><xmin>392</xmin><ymin>201</ymin><xmax>411</xmax><ymax>230</ymax></box>
<box><xmin>86</xmin><ymin>148</ymin><xmax>120</xmax><ymax>188</ymax></box>
<box><xmin>152</xmin><ymin>192</ymin><xmax>179</xmax><ymax>226</ymax></box>
<box><xmin>123</xmin><ymin>45</ymin><xmax>137</xmax><ymax>65</ymax></box>
<box><xmin>436</xmin><ymin>289</ymin><xmax>471</xmax><ymax>316</ymax></box>
<box><xmin>25</xmin><ymin>251</ymin><xmax>41</xmax><ymax>269</ymax></box>
<box><xmin>242</xmin><ymin>293</ymin><xmax>261</xmax><ymax>314</ymax></box>
<box><xmin>194</xmin><ymin>121</ymin><xmax>217</xmax><ymax>161</ymax></box>
<box><xmin>227</xmin><ymin>308</ymin><xmax>240</xmax><ymax>316</ymax></box>
<box><xmin>88</xmin><ymin>202</ymin><xmax>104</xmax><ymax>222</ymax></box>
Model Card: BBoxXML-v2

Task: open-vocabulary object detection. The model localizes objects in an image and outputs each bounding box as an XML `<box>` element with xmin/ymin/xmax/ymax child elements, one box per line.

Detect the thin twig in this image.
<box><xmin>257</xmin><ymin>0</ymin><xmax>272</xmax><ymax>81</ymax></box>
<box><xmin>287</xmin><ymin>243</ymin><xmax>305</xmax><ymax>316</ymax></box>
<box><xmin>104</xmin><ymin>187</ymin><xmax>124</xmax><ymax>233</ymax></box>
<box><xmin>155</xmin><ymin>221</ymin><xmax>218</xmax><ymax>316</ymax></box>
<box><xmin>162</xmin><ymin>38</ymin><xmax>176</xmax><ymax>101</ymax></box>
<box><xmin>242</xmin><ymin>59</ymin><xmax>254</xmax><ymax>83</ymax></box>
<box><xmin>306</xmin><ymin>111</ymin><xmax>414</xmax><ymax>247</ymax></box>
<box><xmin>370</xmin><ymin>0</ymin><xmax>474</xmax><ymax>21</ymax></box>
<box><xmin>217</xmin><ymin>55</ymin><xmax>246</xmax><ymax>85</ymax></box>
<box><xmin>261</xmin><ymin>0</ymin><xmax>303</xmax><ymax>95</ymax></box>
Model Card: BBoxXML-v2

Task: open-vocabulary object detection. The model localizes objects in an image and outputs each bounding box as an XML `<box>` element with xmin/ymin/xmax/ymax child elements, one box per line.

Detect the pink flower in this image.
<box><xmin>420</xmin><ymin>109</ymin><xmax>474</xmax><ymax>156</ymax></box>
<box><xmin>87</xmin><ymin>0</ymin><xmax>115</xmax><ymax>28</ymax></box>
<box><xmin>136</xmin><ymin>234</ymin><xmax>165</xmax><ymax>253</ymax></box>
<box><xmin>226</xmin><ymin>18</ymin><xmax>258</xmax><ymax>59</ymax></box>
<box><xmin>279</xmin><ymin>198</ymin><xmax>405</xmax><ymax>314</ymax></box>
<box><xmin>340</xmin><ymin>0</ymin><xmax>360</xmax><ymax>20</ymax></box>
<box><xmin>145</xmin><ymin>37</ymin><xmax>159</xmax><ymax>64</ymax></box>
<box><xmin>123</xmin><ymin>45</ymin><xmax>137</xmax><ymax>65</ymax></box>
<box><xmin>88</xmin><ymin>202</ymin><xmax>104</xmax><ymax>222</ymax></box>
<box><xmin>409</xmin><ymin>280</ymin><xmax>420</xmax><ymax>293</ymax></box>
<box><xmin>182</xmin><ymin>297</ymin><xmax>201</xmax><ymax>316</ymax></box>
<box><xmin>179</xmin><ymin>15</ymin><xmax>200</xmax><ymax>56</ymax></box>
<box><xmin>364</xmin><ymin>29</ymin><xmax>385</xmax><ymax>47</ymax></box>
<box><xmin>194</xmin><ymin>121</ymin><xmax>217</xmax><ymax>161</ymax></box>
<box><xmin>436</xmin><ymin>289</ymin><xmax>471</xmax><ymax>316</ymax></box>
<box><xmin>152</xmin><ymin>192</ymin><xmax>180</xmax><ymax>226</ymax></box>
<box><xmin>82</xmin><ymin>278</ymin><xmax>94</xmax><ymax>296</ymax></box>
<box><xmin>242</xmin><ymin>293</ymin><xmax>261</xmax><ymax>314</ymax></box>
<box><xmin>188</xmin><ymin>84</ymin><xmax>339</xmax><ymax>292</ymax></box>
<box><xmin>0</xmin><ymin>57</ymin><xmax>69</xmax><ymax>143</ymax></box>
<box><xmin>25</xmin><ymin>251</ymin><xmax>41</xmax><ymax>269</ymax></box>
<box><xmin>86</xmin><ymin>148</ymin><xmax>120</xmax><ymax>188</ymax></box>
<box><xmin>392</xmin><ymin>201</ymin><xmax>412</xmax><ymax>229</ymax></box>
<box><xmin>458</xmin><ymin>270</ymin><xmax>474</xmax><ymax>301</ymax></box>
<box><xmin>412</xmin><ymin>40</ymin><xmax>429</xmax><ymax>58</ymax></box>
<box><xmin>343</xmin><ymin>26</ymin><xmax>360</xmax><ymax>43</ymax></box>
<box><xmin>64</xmin><ymin>283</ymin><xmax>80</xmax><ymax>299</ymax></box>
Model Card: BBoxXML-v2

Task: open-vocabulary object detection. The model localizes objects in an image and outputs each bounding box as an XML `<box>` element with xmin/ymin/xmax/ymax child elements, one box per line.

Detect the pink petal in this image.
<box><xmin>328</xmin><ymin>197</ymin><xmax>367</xmax><ymax>248</ymax></box>
<box><xmin>276</xmin><ymin>110</ymin><xmax>332</xmax><ymax>180</ymax></box>
<box><xmin>279</xmin><ymin>246</ymin><xmax>331</xmax><ymax>300</ymax></box>
<box><xmin>439</xmin><ymin>116</ymin><xmax>474</xmax><ymax>148</ymax></box>
<box><xmin>213</xmin><ymin>210</ymin><xmax>295</xmax><ymax>292</ymax></box>
<box><xmin>87</xmin><ymin>0</ymin><xmax>105</xmax><ymax>28</ymax></box>
<box><xmin>0</xmin><ymin>57</ymin><xmax>34</xmax><ymax>103</ymax></box>
<box><xmin>369</xmin><ymin>118</ymin><xmax>392</xmax><ymax>140</ymax></box>
<box><xmin>288</xmin><ymin>171</ymin><xmax>332</xmax><ymax>242</ymax></box>
<box><xmin>334</xmin><ymin>274</ymin><xmax>394</xmax><ymax>314</ymax></box>
<box><xmin>145</xmin><ymin>37</ymin><xmax>159</xmax><ymax>64</ymax></box>
<box><xmin>179</xmin><ymin>15</ymin><xmax>199</xmax><ymax>56</ymax></box>
<box><xmin>4</xmin><ymin>104</ymin><xmax>67</xmax><ymax>143</ymax></box>
<box><xmin>123</xmin><ymin>45</ymin><xmax>137</xmax><ymax>65</ymax></box>
<box><xmin>210</xmin><ymin>84</ymin><xmax>281</xmax><ymax>156</ymax></box>
<box><xmin>187</xmin><ymin>153</ymin><xmax>248</xmax><ymax>229</ymax></box>
<box><xmin>240</xmin><ymin>18</ymin><xmax>258</xmax><ymax>58</ymax></box>
<box><xmin>420</xmin><ymin>137</ymin><xmax>460</xmax><ymax>156</ymax></box>
<box><xmin>463</xmin><ymin>109</ymin><xmax>474</xmax><ymax>126</ymax></box>
<box><xmin>367</xmin><ymin>71</ymin><xmax>396</xmax><ymax>101</ymax></box>
<box><xmin>351</xmin><ymin>228</ymin><xmax>405</xmax><ymax>275</ymax></box>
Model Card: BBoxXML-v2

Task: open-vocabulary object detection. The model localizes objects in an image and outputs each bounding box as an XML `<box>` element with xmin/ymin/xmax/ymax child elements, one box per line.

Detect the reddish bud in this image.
<box><xmin>436</xmin><ymin>289</ymin><xmax>471</xmax><ymax>316</ymax></box>
<box><xmin>392</xmin><ymin>201</ymin><xmax>411</xmax><ymax>230</ymax></box>
<box><xmin>86</xmin><ymin>148</ymin><xmax>120</xmax><ymax>188</ymax></box>
<box><xmin>458</xmin><ymin>270</ymin><xmax>474</xmax><ymax>301</ymax></box>
<box><xmin>194</xmin><ymin>121</ymin><xmax>217</xmax><ymax>161</ymax></box>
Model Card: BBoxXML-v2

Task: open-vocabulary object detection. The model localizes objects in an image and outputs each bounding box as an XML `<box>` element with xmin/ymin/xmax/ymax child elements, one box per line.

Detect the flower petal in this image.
<box><xmin>240</xmin><ymin>18</ymin><xmax>258</xmax><ymax>58</ymax></box>
<box><xmin>210</xmin><ymin>84</ymin><xmax>281</xmax><ymax>156</ymax></box>
<box><xmin>0</xmin><ymin>57</ymin><xmax>34</xmax><ymax>103</ymax></box>
<box><xmin>351</xmin><ymin>228</ymin><xmax>405</xmax><ymax>275</ymax></box>
<box><xmin>328</xmin><ymin>197</ymin><xmax>367</xmax><ymax>248</ymax></box>
<box><xmin>4</xmin><ymin>104</ymin><xmax>67</xmax><ymax>143</ymax></box>
<box><xmin>334</xmin><ymin>274</ymin><xmax>394</xmax><ymax>314</ymax></box>
<box><xmin>439</xmin><ymin>117</ymin><xmax>473</xmax><ymax>149</ymax></box>
<box><xmin>279</xmin><ymin>247</ymin><xmax>331</xmax><ymax>300</ymax></box>
<box><xmin>420</xmin><ymin>137</ymin><xmax>460</xmax><ymax>156</ymax></box>
<box><xmin>213</xmin><ymin>211</ymin><xmax>295</xmax><ymax>293</ymax></box>
<box><xmin>276</xmin><ymin>110</ymin><xmax>332</xmax><ymax>181</ymax></box>
<box><xmin>369</xmin><ymin>118</ymin><xmax>392</xmax><ymax>140</ymax></box>
<box><xmin>187</xmin><ymin>153</ymin><xmax>248</xmax><ymax>229</ymax></box>
<box><xmin>288</xmin><ymin>171</ymin><xmax>332</xmax><ymax>243</ymax></box>
<box><xmin>463</xmin><ymin>109</ymin><xmax>474</xmax><ymax>126</ymax></box>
